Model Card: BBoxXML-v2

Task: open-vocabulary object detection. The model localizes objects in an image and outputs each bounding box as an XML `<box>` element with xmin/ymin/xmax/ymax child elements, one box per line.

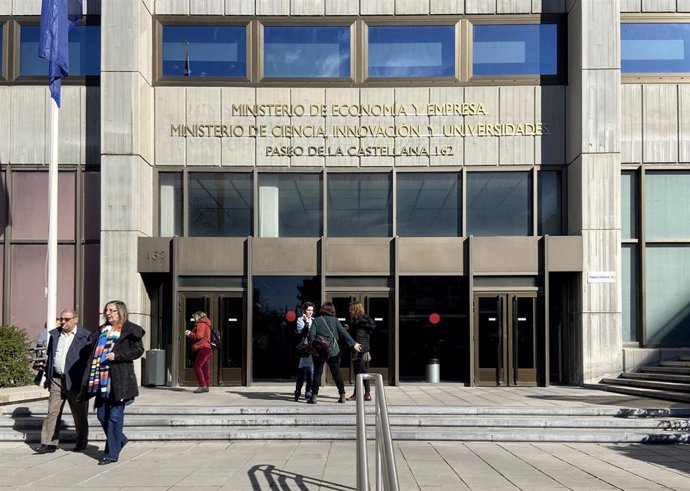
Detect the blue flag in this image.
<box><xmin>38</xmin><ymin>0</ymin><xmax>83</xmax><ymax>107</ymax></box>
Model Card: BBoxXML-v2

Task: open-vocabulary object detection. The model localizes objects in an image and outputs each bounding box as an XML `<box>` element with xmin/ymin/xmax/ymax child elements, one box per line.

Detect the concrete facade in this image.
<box><xmin>3</xmin><ymin>0</ymin><xmax>689</xmax><ymax>386</ymax></box>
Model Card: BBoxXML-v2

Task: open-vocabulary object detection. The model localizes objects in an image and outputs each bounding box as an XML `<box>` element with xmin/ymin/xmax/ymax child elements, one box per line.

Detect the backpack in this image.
<box><xmin>210</xmin><ymin>328</ymin><xmax>222</xmax><ymax>349</ymax></box>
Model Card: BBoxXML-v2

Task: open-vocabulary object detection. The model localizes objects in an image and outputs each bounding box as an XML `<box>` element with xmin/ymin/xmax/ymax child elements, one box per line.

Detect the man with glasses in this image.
<box><xmin>33</xmin><ymin>309</ymin><xmax>93</xmax><ymax>454</ymax></box>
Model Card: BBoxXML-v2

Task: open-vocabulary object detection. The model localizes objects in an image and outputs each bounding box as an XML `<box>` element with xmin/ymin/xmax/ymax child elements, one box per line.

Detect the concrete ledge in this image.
<box><xmin>0</xmin><ymin>385</ymin><xmax>48</xmax><ymax>406</ymax></box>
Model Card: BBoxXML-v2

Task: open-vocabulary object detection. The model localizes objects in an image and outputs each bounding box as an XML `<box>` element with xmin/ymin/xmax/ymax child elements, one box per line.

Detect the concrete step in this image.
<box><xmin>660</xmin><ymin>361</ymin><xmax>690</xmax><ymax>368</ymax></box>
<box><xmin>640</xmin><ymin>366</ymin><xmax>690</xmax><ymax>375</ymax></box>
<box><xmin>600</xmin><ymin>377</ymin><xmax>690</xmax><ymax>393</ymax></box>
<box><xmin>4</xmin><ymin>426</ymin><xmax>690</xmax><ymax>444</ymax></box>
<box><xmin>620</xmin><ymin>372</ymin><xmax>690</xmax><ymax>384</ymax></box>
<box><xmin>598</xmin><ymin>384</ymin><xmax>690</xmax><ymax>404</ymax></box>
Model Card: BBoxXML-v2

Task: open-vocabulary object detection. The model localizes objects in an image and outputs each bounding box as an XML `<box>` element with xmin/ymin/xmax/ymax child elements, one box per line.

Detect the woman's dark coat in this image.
<box><xmin>81</xmin><ymin>321</ymin><xmax>146</xmax><ymax>402</ymax></box>
<box><xmin>309</xmin><ymin>314</ymin><xmax>356</xmax><ymax>358</ymax></box>
<box><xmin>351</xmin><ymin>314</ymin><xmax>375</xmax><ymax>352</ymax></box>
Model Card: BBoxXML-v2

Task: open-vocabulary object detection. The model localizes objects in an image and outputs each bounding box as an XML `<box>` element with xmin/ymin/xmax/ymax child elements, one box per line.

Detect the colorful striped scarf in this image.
<box><xmin>87</xmin><ymin>324</ymin><xmax>122</xmax><ymax>397</ymax></box>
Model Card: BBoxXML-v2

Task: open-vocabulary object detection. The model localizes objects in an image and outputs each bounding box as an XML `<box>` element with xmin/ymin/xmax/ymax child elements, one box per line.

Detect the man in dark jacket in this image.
<box><xmin>33</xmin><ymin>309</ymin><xmax>93</xmax><ymax>454</ymax></box>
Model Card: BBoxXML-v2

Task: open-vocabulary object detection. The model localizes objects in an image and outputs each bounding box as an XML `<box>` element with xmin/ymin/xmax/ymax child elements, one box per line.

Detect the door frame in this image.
<box><xmin>177</xmin><ymin>291</ymin><xmax>246</xmax><ymax>386</ymax></box>
<box><xmin>325</xmin><ymin>290</ymin><xmax>394</xmax><ymax>385</ymax></box>
<box><xmin>473</xmin><ymin>291</ymin><xmax>538</xmax><ymax>387</ymax></box>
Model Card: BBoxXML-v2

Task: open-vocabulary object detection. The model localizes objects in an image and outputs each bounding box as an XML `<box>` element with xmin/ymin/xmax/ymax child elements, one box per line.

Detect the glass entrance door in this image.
<box><xmin>327</xmin><ymin>292</ymin><xmax>391</xmax><ymax>384</ymax></box>
<box><xmin>474</xmin><ymin>293</ymin><xmax>537</xmax><ymax>386</ymax></box>
<box><xmin>178</xmin><ymin>292</ymin><xmax>245</xmax><ymax>386</ymax></box>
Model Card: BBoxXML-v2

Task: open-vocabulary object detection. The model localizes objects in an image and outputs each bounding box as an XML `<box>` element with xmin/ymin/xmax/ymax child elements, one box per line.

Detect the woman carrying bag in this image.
<box><xmin>346</xmin><ymin>300</ymin><xmax>375</xmax><ymax>401</ymax></box>
<box><xmin>308</xmin><ymin>302</ymin><xmax>361</xmax><ymax>404</ymax></box>
<box><xmin>185</xmin><ymin>311</ymin><xmax>213</xmax><ymax>393</ymax></box>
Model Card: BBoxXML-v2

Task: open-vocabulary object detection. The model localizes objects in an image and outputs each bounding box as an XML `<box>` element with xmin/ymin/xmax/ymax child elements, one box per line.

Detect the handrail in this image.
<box><xmin>355</xmin><ymin>373</ymin><xmax>399</xmax><ymax>491</ymax></box>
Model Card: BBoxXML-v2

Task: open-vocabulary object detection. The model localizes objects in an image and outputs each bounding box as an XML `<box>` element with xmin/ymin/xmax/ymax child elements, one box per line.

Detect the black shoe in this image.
<box><xmin>98</xmin><ymin>457</ymin><xmax>117</xmax><ymax>465</ymax></box>
<box><xmin>338</xmin><ymin>395</ymin><xmax>347</xmax><ymax>403</ymax></box>
<box><xmin>72</xmin><ymin>443</ymin><xmax>88</xmax><ymax>452</ymax></box>
<box><xmin>121</xmin><ymin>437</ymin><xmax>128</xmax><ymax>449</ymax></box>
<box><xmin>307</xmin><ymin>395</ymin><xmax>317</xmax><ymax>404</ymax></box>
<box><xmin>33</xmin><ymin>444</ymin><xmax>57</xmax><ymax>454</ymax></box>
<box><xmin>294</xmin><ymin>391</ymin><xmax>300</xmax><ymax>402</ymax></box>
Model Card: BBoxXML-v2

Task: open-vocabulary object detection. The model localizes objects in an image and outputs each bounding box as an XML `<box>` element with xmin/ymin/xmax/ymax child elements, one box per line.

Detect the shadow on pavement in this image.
<box><xmin>614</xmin><ymin>443</ymin><xmax>690</xmax><ymax>476</ymax></box>
<box><xmin>248</xmin><ymin>464</ymin><xmax>355</xmax><ymax>491</ymax></box>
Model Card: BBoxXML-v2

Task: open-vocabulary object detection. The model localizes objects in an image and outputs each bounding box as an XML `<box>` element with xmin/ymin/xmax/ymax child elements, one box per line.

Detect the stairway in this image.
<box><xmin>2</xmin><ymin>404</ymin><xmax>689</xmax><ymax>444</ymax></box>
<box><xmin>599</xmin><ymin>356</ymin><xmax>690</xmax><ymax>403</ymax></box>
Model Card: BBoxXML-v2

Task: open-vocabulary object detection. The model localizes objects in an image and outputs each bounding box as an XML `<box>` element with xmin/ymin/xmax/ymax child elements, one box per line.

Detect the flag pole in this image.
<box><xmin>46</xmin><ymin>97</ymin><xmax>59</xmax><ymax>341</ymax></box>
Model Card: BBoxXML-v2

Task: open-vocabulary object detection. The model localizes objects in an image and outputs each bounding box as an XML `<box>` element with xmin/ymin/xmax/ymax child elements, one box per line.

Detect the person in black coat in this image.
<box><xmin>33</xmin><ymin>309</ymin><xmax>94</xmax><ymax>454</ymax></box>
<box><xmin>81</xmin><ymin>300</ymin><xmax>145</xmax><ymax>465</ymax></box>
<box><xmin>346</xmin><ymin>301</ymin><xmax>375</xmax><ymax>401</ymax></box>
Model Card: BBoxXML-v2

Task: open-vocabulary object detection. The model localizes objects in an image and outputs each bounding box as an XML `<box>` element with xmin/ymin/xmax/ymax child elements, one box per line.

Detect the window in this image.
<box><xmin>622</xmin><ymin>244</ymin><xmax>639</xmax><ymax>343</ymax></box>
<box><xmin>19</xmin><ymin>24</ymin><xmax>100</xmax><ymax>76</ymax></box>
<box><xmin>159</xmin><ymin>173</ymin><xmax>183</xmax><ymax>237</ymax></box>
<box><xmin>472</xmin><ymin>23</ymin><xmax>558</xmax><ymax>76</ymax></box>
<box><xmin>0</xmin><ymin>22</ymin><xmax>4</xmax><ymax>79</ymax></box>
<box><xmin>367</xmin><ymin>25</ymin><xmax>455</xmax><ymax>78</ymax></box>
<box><xmin>622</xmin><ymin>23</ymin><xmax>690</xmax><ymax>73</ymax></box>
<box><xmin>645</xmin><ymin>171</ymin><xmax>690</xmax><ymax>239</ymax></box>
<box><xmin>188</xmin><ymin>173</ymin><xmax>252</xmax><ymax>237</ymax></box>
<box><xmin>621</xmin><ymin>171</ymin><xmax>638</xmax><ymax>240</ymax></box>
<box><xmin>327</xmin><ymin>173</ymin><xmax>391</xmax><ymax>237</ymax></box>
<box><xmin>538</xmin><ymin>171</ymin><xmax>561</xmax><ymax>236</ymax></box>
<box><xmin>263</xmin><ymin>26</ymin><xmax>350</xmax><ymax>78</ymax></box>
<box><xmin>258</xmin><ymin>174</ymin><xmax>322</xmax><ymax>237</ymax></box>
<box><xmin>397</xmin><ymin>173</ymin><xmax>461</xmax><ymax>237</ymax></box>
<box><xmin>466</xmin><ymin>172</ymin><xmax>532</xmax><ymax>236</ymax></box>
<box><xmin>162</xmin><ymin>25</ymin><xmax>246</xmax><ymax>77</ymax></box>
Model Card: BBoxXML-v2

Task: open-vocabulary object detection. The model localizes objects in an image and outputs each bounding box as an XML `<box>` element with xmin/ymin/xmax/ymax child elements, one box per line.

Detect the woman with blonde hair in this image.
<box><xmin>346</xmin><ymin>301</ymin><xmax>375</xmax><ymax>401</ymax></box>
<box><xmin>185</xmin><ymin>311</ymin><xmax>213</xmax><ymax>393</ymax></box>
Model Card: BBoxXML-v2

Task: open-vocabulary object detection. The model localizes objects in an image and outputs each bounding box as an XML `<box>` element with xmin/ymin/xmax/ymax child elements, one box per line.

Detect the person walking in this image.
<box><xmin>33</xmin><ymin>309</ymin><xmax>93</xmax><ymax>454</ymax></box>
<box><xmin>185</xmin><ymin>311</ymin><xmax>213</xmax><ymax>393</ymax></box>
<box><xmin>346</xmin><ymin>301</ymin><xmax>375</xmax><ymax>401</ymax></box>
<box><xmin>308</xmin><ymin>302</ymin><xmax>361</xmax><ymax>404</ymax></box>
<box><xmin>82</xmin><ymin>300</ymin><xmax>145</xmax><ymax>465</ymax></box>
<box><xmin>294</xmin><ymin>302</ymin><xmax>315</xmax><ymax>402</ymax></box>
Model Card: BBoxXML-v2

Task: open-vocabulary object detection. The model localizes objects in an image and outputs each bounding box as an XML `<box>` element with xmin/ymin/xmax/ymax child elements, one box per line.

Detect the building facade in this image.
<box><xmin>1</xmin><ymin>0</ymin><xmax>688</xmax><ymax>387</ymax></box>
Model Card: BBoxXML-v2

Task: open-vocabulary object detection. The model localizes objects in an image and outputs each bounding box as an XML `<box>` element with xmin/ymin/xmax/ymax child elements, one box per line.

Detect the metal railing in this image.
<box><xmin>355</xmin><ymin>373</ymin><xmax>399</xmax><ymax>491</ymax></box>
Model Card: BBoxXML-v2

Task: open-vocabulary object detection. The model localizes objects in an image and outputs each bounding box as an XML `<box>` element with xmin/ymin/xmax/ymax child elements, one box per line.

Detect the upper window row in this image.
<box><xmin>0</xmin><ymin>20</ymin><xmax>100</xmax><ymax>82</ymax></box>
<box><xmin>622</xmin><ymin>23</ymin><xmax>690</xmax><ymax>75</ymax></box>
<box><xmin>159</xmin><ymin>21</ymin><xmax>562</xmax><ymax>82</ymax></box>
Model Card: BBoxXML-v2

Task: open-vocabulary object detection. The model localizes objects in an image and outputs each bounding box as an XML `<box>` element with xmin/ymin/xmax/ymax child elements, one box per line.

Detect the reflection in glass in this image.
<box><xmin>264</xmin><ymin>26</ymin><xmax>350</xmax><ymax>78</ymax></box>
<box><xmin>473</xmin><ymin>24</ymin><xmax>558</xmax><ymax>76</ymax></box>
<box><xmin>397</xmin><ymin>173</ymin><xmax>461</xmax><ymax>237</ymax></box>
<box><xmin>466</xmin><ymin>172</ymin><xmax>532</xmax><ymax>236</ymax></box>
<box><xmin>328</xmin><ymin>174</ymin><xmax>391</xmax><ymax>237</ymax></box>
<box><xmin>622</xmin><ymin>23</ymin><xmax>690</xmax><ymax>73</ymax></box>
<box><xmin>538</xmin><ymin>171</ymin><xmax>561</xmax><ymax>236</ymax></box>
<box><xmin>399</xmin><ymin>277</ymin><xmax>469</xmax><ymax>382</ymax></box>
<box><xmin>252</xmin><ymin>276</ymin><xmax>320</xmax><ymax>381</ymax></box>
<box><xmin>188</xmin><ymin>173</ymin><xmax>252</xmax><ymax>237</ymax></box>
<box><xmin>645</xmin><ymin>246</ymin><xmax>690</xmax><ymax>346</ymax></box>
<box><xmin>621</xmin><ymin>171</ymin><xmax>638</xmax><ymax>239</ymax></box>
<box><xmin>20</xmin><ymin>25</ymin><xmax>100</xmax><ymax>76</ymax></box>
<box><xmin>645</xmin><ymin>171</ymin><xmax>690</xmax><ymax>239</ymax></box>
<box><xmin>368</xmin><ymin>25</ymin><xmax>455</xmax><ymax>77</ymax></box>
<box><xmin>258</xmin><ymin>174</ymin><xmax>322</xmax><ymax>237</ymax></box>
<box><xmin>622</xmin><ymin>245</ymin><xmax>639</xmax><ymax>343</ymax></box>
<box><xmin>159</xmin><ymin>173</ymin><xmax>183</xmax><ymax>237</ymax></box>
<box><xmin>162</xmin><ymin>25</ymin><xmax>246</xmax><ymax>77</ymax></box>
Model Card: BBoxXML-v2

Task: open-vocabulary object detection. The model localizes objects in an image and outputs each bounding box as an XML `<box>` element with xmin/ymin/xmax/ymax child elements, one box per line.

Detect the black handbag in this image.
<box><xmin>311</xmin><ymin>334</ymin><xmax>331</xmax><ymax>358</ymax></box>
<box><xmin>295</xmin><ymin>338</ymin><xmax>312</xmax><ymax>357</ymax></box>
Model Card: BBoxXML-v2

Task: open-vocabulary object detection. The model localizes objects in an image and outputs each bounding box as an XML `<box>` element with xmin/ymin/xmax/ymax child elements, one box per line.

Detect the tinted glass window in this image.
<box><xmin>162</xmin><ymin>25</ymin><xmax>246</xmax><ymax>77</ymax></box>
<box><xmin>621</xmin><ymin>171</ymin><xmax>638</xmax><ymax>239</ymax></box>
<box><xmin>622</xmin><ymin>244</ymin><xmax>639</xmax><ymax>343</ymax></box>
<box><xmin>328</xmin><ymin>174</ymin><xmax>391</xmax><ymax>237</ymax></box>
<box><xmin>538</xmin><ymin>171</ymin><xmax>561</xmax><ymax>236</ymax></box>
<box><xmin>20</xmin><ymin>25</ymin><xmax>100</xmax><ymax>76</ymax></box>
<box><xmin>645</xmin><ymin>171</ymin><xmax>690</xmax><ymax>239</ymax></box>
<box><xmin>466</xmin><ymin>172</ymin><xmax>532</xmax><ymax>236</ymax></box>
<box><xmin>622</xmin><ymin>23</ymin><xmax>690</xmax><ymax>73</ymax></box>
<box><xmin>264</xmin><ymin>26</ymin><xmax>350</xmax><ymax>78</ymax></box>
<box><xmin>188</xmin><ymin>173</ymin><xmax>252</xmax><ymax>237</ymax></box>
<box><xmin>368</xmin><ymin>25</ymin><xmax>455</xmax><ymax>78</ymax></box>
<box><xmin>258</xmin><ymin>174</ymin><xmax>322</xmax><ymax>237</ymax></box>
<box><xmin>159</xmin><ymin>173</ymin><xmax>183</xmax><ymax>237</ymax></box>
<box><xmin>472</xmin><ymin>24</ymin><xmax>558</xmax><ymax>76</ymax></box>
<box><xmin>397</xmin><ymin>173</ymin><xmax>461</xmax><ymax>237</ymax></box>
<box><xmin>0</xmin><ymin>24</ymin><xmax>3</xmax><ymax>78</ymax></box>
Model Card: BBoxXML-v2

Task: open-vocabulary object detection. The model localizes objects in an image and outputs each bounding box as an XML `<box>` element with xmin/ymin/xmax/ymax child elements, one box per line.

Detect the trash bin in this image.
<box><xmin>426</xmin><ymin>358</ymin><xmax>440</xmax><ymax>383</ymax></box>
<box><xmin>144</xmin><ymin>349</ymin><xmax>166</xmax><ymax>386</ymax></box>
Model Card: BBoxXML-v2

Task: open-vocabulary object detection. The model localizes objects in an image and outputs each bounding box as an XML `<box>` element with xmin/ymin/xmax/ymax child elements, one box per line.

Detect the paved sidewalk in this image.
<box><xmin>2</xmin><ymin>440</ymin><xmax>690</xmax><ymax>490</ymax></box>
